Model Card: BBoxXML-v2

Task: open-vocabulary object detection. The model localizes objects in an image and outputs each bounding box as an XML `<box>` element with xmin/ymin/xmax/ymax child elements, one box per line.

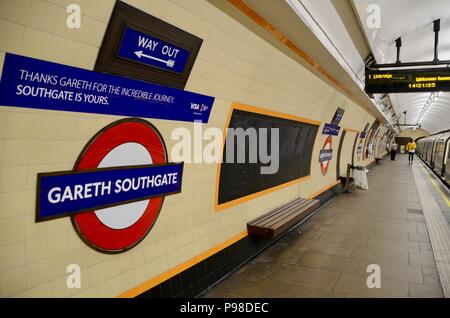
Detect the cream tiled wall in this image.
<box><xmin>0</xmin><ymin>0</ymin><xmax>377</xmax><ymax>297</ymax></box>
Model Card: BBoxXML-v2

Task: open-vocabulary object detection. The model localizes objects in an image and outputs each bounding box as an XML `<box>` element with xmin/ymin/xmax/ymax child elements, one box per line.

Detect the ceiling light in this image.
<box><xmin>417</xmin><ymin>92</ymin><xmax>439</xmax><ymax>124</ymax></box>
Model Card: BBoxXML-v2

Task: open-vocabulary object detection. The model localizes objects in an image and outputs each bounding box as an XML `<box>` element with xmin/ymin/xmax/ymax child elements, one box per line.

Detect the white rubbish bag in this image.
<box><xmin>353</xmin><ymin>166</ymin><xmax>369</xmax><ymax>190</ymax></box>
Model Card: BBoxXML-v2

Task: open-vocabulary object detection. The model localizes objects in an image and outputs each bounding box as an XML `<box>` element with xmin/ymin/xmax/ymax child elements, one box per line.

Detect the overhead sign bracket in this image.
<box><xmin>368</xmin><ymin>19</ymin><xmax>450</xmax><ymax>69</ymax></box>
<box><xmin>433</xmin><ymin>19</ymin><xmax>440</xmax><ymax>62</ymax></box>
<box><xmin>395</xmin><ymin>37</ymin><xmax>402</xmax><ymax>65</ymax></box>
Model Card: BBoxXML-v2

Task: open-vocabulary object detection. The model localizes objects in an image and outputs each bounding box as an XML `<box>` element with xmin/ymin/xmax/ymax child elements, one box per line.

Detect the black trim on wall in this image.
<box><xmin>137</xmin><ymin>182</ymin><xmax>343</xmax><ymax>298</ymax></box>
<box><xmin>351</xmin><ymin>133</ymin><xmax>359</xmax><ymax>166</ymax></box>
<box><xmin>336</xmin><ymin>130</ymin><xmax>346</xmax><ymax>180</ymax></box>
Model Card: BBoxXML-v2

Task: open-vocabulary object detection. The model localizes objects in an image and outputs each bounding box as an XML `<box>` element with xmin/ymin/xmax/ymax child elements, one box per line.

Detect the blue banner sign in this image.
<box><xmin>118</xmin><ymin>27</ymin><xmax>189</xmax><ymax>73</ymax></box>
<box><xmin>0</xmin><ymin>53</ymin><xmax>214</xmax><ymax>123</ymax></box>
<box><xmin>37</xmin><ymin>163</ymin><xmax>183</xmax><ymax>221</ymax></box>
<box><xmin>322</xmin><ymin>123</ymin><xmax>340</xmax><ymax>136</ymax></box>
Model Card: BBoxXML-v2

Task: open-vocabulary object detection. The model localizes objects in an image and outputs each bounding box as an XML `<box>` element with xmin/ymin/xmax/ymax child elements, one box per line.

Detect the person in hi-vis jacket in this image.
<box><xmin>406</xmin><ymin>139</ymin><xmax>417</xmax><ymax>165</ymax></box>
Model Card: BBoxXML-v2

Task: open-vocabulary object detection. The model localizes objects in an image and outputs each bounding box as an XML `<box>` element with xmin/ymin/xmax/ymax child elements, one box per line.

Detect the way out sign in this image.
<box><xmin>118</xmin><ymin>27</ymin><xmax>190</xmax><ymax>73</ymax></box>
<box><xmin>36</xmin><ymin>119</ymin><xmax>183</xmax><ymax>253</ymax></box>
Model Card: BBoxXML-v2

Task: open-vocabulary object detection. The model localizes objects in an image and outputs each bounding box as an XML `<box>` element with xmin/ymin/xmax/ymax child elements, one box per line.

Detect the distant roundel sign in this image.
<box><xmin>319</xmin><ymin>136</ymin><xmax>333</xmax><ymax>175</ymax></box>
<box><xmin>357</xmin><ymin>139</ymin><xmax>364</xmax><ymax>162</ymax></box>
<box><xmin>36</xmin><ymin>118</ymin><xmax>184</xmax><ymax>253</ymax></box>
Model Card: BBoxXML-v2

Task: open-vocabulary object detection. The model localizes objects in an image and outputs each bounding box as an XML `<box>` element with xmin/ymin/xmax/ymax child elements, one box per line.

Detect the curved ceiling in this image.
<box><xmin>286</xmin><ymin>0</ymin><xmax>397</xmax><ymax>127</ymax></box>
<box><xmin>352</xmin><ymin>0</ymin><xmax>450</xmax><ymax>134</ymax></box>
<box><xmin>288</xmin><ymin>0</ymin><xmax>450</xmax><ymax>134</ymax></box>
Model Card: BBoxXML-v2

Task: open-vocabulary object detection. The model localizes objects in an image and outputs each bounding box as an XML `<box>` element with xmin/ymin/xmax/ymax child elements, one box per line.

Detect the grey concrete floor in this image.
<box><xmin>204</xmin><ymin>155</ymin><xmax>445</xmax><ymax>298</ymax></box>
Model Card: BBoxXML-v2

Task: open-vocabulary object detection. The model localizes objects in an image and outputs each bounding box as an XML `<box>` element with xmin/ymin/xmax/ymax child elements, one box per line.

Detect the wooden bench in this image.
<box><xmin>247</xmin><ymin>197</ymin><xmax>320</xmax><ymax>237</ymax></box>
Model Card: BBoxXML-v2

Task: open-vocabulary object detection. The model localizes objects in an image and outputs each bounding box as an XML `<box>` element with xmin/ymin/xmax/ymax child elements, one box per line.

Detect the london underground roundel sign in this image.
<box><xmin>320</xmin><ymin>136</ymin><xmax>333</xmax><ymax>176</ymax></box>
<box><xmin>72</xmin><ymin>119</ymin><xmax>167</xmax><ymax>253</ymax></box>
<box><xmin>36</xmin><ymin>118</ymin><xmax>184</xmax><ymax>253</ymax></box>
<box><xmin>357</xmin><ymin>138</ymin><xmax>364</xmax><ymax>162</ymax></box>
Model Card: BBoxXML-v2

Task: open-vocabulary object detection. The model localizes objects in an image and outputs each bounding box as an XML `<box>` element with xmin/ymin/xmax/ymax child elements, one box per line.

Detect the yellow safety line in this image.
<box><xmin>419</xmin><ymin>162</ymin><xmax>450</xmax><ymax>208</ymax></box>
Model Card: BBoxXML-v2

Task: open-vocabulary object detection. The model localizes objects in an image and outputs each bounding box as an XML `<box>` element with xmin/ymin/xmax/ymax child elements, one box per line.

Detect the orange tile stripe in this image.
<box><xmin>307</xmin><ymin>180</ymin><xmax>341</xmax><ymax>199</ymax></box>
<box><xmin>343</xmin><ymin>128</ymin><xmax>360</xmax><ymax>133</ymax></box>
<box><xmin>231</xmin><ymin>102</ymin><xmax>322</xmax><ymax>126</ymax></box>
<box><xmin>214</xmin><ymin>102</ymin><xmax>321</xmax><ymax>212</ymax></box>
<box><xmin>228</xmin><ymin>0</ymin><xmax>367</xmax><ymax>112</ymax></box>
<box><xmin>118</xmin><ymin>230</ymin><xmax>248</xmax><ymax>298</ymax></box>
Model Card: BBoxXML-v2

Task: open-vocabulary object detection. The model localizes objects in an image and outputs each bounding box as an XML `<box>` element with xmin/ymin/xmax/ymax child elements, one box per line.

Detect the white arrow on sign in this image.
<box><xmin>134</xmin><ymin>51</ymin><xmax>175</xmax><ymax>68</ymax></box>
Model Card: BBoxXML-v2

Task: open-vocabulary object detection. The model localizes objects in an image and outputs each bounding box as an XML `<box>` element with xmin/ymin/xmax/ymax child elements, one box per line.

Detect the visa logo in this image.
<box><xmin>191</xmin><ymin>103</ymin><xmax>200</xmax><ymax>110</ymax></box>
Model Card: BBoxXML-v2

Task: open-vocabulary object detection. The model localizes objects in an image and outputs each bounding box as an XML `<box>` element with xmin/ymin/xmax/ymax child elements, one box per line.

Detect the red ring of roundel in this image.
<box><xmin>71</xmin><ymin>119</ymin><xmax>167</xmax><ymax>253</ymax></box>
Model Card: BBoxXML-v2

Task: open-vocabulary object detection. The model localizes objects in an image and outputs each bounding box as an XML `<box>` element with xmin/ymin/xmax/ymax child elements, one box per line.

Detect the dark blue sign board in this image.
<box><xmin>37</xmin><ymin>163</ymin><xmax>183</xmax><ymax>221</ymax></box>
<box><xmin>330</xmin><ymin>107</ymin><xmax>345</xmax><ymax>126</ymax></box>
<box><xmin>360</xmin><ymin>123</ymin><xmax>370</xmax><ymax>138</ymax></box>
<box><xmin>118</xmin><ymin>27</ymin><xmax>189</xmax><ymax>73</ymax></box>
<box><xmin>0</xmin><ymin>53</ymin><xmax>214</xmax><ymax>123</ymax></box>
<box><xmin>319</xmin><ymin>149</ymin><xmax>333</xmax><ymax>162</ymax></box>
<box><xmin>322</xmin><ymin>123</ymin><xmax>340</xmax><ymax>136</ymax></box>
<box><xmin>322</xmin><ymin>107</ymin><xmax>344</xmax><ymax>136</ymax></box>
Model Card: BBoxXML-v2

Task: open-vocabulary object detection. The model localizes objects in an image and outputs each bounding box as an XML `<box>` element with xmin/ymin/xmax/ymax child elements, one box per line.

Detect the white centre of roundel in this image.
<box><xmin>94</xmin><ymin>142</ymin><xmax>153</xmax><ymax>230</ymax></box>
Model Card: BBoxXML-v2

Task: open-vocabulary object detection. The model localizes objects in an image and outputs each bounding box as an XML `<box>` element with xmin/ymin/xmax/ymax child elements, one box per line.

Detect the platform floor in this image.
<box><xmin>204</xmin><ymin>155</ymin><xmax>446</xmax><ymax>298</ymax></box>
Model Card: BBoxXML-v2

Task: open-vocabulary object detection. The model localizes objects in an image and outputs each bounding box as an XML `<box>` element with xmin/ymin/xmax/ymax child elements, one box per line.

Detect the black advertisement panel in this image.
<box><xmin>365</xmin><ymin>67</ymin><xmax>450</xmax><ymax>93</ymax></box>
<box><xmin>218</xmin><ymin>110</ymin><xmax>318</xmax><ymax>205</ymax></box>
